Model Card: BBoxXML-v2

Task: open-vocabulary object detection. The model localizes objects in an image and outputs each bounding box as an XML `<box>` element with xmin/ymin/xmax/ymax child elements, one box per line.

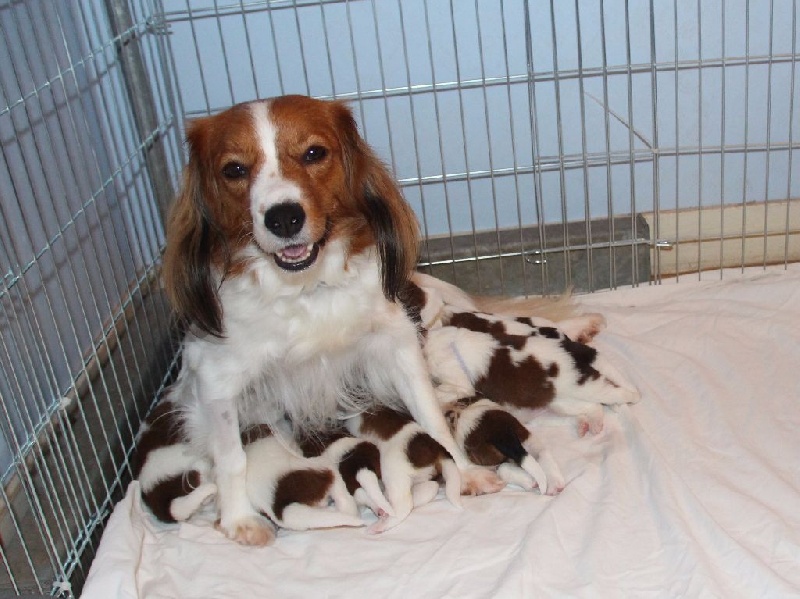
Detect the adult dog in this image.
<box><xmin>162</xmin><ymin>95</ymin><xmax>515</xmax><ymax>545</ymax></box>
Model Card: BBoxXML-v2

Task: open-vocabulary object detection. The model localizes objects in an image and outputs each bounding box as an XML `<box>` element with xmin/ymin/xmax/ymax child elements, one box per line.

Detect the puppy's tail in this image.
<box><xmin>472</xmin><ymin>292</ymin><xmax>577</xmax><ymax>322</ymax></box>
<box><xmin>412</xmin><ymin>272</ymin><xmax>577</xmax><ymax>322</ymax></box>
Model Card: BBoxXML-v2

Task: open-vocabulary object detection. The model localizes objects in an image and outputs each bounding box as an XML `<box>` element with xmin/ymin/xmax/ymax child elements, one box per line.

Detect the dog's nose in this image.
<box><xmin>264</xmin><ymin>202</ymin><xmax>305</xmax><ymax>238</ymax></box>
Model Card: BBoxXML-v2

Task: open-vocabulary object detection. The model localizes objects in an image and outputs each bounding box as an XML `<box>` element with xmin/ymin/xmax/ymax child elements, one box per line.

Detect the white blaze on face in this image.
<box><xmin>248</xmin><ymin>102</ymin><xmax>305</xmax><ymax>253</ymax></box>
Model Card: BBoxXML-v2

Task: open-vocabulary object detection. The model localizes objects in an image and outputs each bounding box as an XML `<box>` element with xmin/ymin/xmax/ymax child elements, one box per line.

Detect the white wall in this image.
<box><xmin>164</xmin><ymin>0</ymin><xmax>799</xmax><ymax>239</ymax></box>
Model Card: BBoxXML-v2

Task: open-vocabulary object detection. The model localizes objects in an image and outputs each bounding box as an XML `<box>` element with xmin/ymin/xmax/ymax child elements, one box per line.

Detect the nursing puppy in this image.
<box><xmin>346</xmin><ymin>406</ymin><xmax>467</xmax><ymax>533</ymax></box>
<box><xmin>134</xmin><ymin>400</ymin><xmax>217</xmax><ymax>524</ymax></box>
<box><xmin>425</xmin><ymin>310</ymin><xmax>640</xmax><ymax>436</ymax></box>
<box><xmin>242</xmin><ymin>425</ymin><xmax>366</xmax><ymax>531</ymax></box>
<box><xmin>443</xmin><ymin>397</ymin><xmax>565</xmax><ymax>496</ymax></box>
<box><xmin>295</xmin><ymin>427</ymin><xmax>395</xmax><ymax>518</ymax></box>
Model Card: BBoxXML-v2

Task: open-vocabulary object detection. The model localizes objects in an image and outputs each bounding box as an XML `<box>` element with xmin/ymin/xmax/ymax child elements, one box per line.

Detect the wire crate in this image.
<box><xmin>0</xmin><ymin>0</ymin><xmax>797</xmax><ymax>595</ymax></box>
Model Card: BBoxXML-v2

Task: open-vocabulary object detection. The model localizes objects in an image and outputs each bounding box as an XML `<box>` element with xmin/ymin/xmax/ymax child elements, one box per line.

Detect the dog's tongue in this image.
<box><xmin>281</xmin><ymin>244</ymin><xmax>308</xmax><ymax>259</ymax></box>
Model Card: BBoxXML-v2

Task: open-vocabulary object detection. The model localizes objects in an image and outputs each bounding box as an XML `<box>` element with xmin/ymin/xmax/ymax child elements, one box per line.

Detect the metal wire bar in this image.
<box><xmin>625</xmin><ymin>0</ymin><xmax>641</xmax><ymax>286</ymax></box>
<box><xmin>741</xmin><ymin>0</ymin><xmax>752</xmax><ymax>271</ymax></box>
<box><xmin>448</xmin><ymin>0</ymin><xmax>484</xmax><ymax>290</ymax></box>
<box><xmin>600</xmin><ymin>0</ymin><xmax>617</xmax><ymax>289</ymax></box>
<box><xmin>524</xmin><ymin>0</ymin><xmax>550</xmax><ymax>292</ymax></box>
<box><xmin>696</xmin><ymin>0</ymin><xmax>705</xmax><ymax>279</ymax></box>
<box><xmin>648</xmin><ymin>0</ymin><xmax>661</xmax><ymax>283</ymax></box>
<box><xmin>2</xmin><ymin>2</ymin><xmax>799</xmax><ymax>595</ymax></box>
<box><xmin>499</xmin><ymin>0</ymin><xmax>530</xmax><ymax>295</ymax></box>
<box><xmin>762</xmin><ymin>0</ymin><xmax>776</xmax><ymax>269</ymax></box>
<box><xmin>574</xmin><ymin>0</ymin><xmax>594</xmax><ymax>291</ymax></box>
<box><xmin>396</xmin><ymin>0</ymin><xmax>435</xmax><ymax>272</ymax></box>
<box><xmin>784</xmin><ymin>1</ymin><xmax>798</xmax><ymax>266</ymax></box>
<box><xmin>422</xmin><ymin>0</ymin><xmax>458</xmax><ymax>282</ymax></box>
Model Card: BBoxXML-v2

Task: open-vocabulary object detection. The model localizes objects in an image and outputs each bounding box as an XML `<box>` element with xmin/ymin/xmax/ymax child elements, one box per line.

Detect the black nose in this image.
<box><xmin>264</xmin><ymin>203</ymin><xmax>305</xmax><ymax>238</ymax></box>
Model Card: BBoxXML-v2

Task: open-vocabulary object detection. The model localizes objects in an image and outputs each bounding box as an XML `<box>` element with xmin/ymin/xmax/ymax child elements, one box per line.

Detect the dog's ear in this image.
<box><xmin>333</xmin><ymin>102</ymin><xmax>419</xmax><ymax>301</ymax></box>
<box><xmin>162</xmin><ymin>119</ymin><xmax>226</xmax><ymax>337</ymax></box>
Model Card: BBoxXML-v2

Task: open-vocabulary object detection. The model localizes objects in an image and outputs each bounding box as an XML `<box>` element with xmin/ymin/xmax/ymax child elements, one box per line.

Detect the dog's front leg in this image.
<box><xmin>202</xmin><ymin>394</ymin><xmax>276</xmax><ymax>546</ymax></box>
<box><xmin>369</xmin><ymin>324</ymin><xmax>505</xmax><ymax>496</ymax></box>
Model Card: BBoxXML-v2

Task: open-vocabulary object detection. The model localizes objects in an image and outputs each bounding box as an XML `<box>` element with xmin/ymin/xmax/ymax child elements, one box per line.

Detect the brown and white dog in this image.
<box><xmin>161</xmin><ymin>95</ymin><xmax>515</xmax><ymax>545</ymax></box>
<box><xmin>295</xmin><ymin>427</ymin><xmax>395</xmax><ymax>518</ymax></box>
<box><xmin>241</xmin><ymin>425</ymin><xmax>366</xmax><ymax>532</ymax></box>
<box><xmin>424</xmin><ymin>309</ymin><xmax>640</xmax><ymax>436</ymax></box>
<box><xmin>442</xmin><ymin>396</ymin><xmax>564</xmax><ymax>495</ymax></box>
<box><xmin>135</xmin><ymin>401</ymin><xmax>216</xmax><ymax>524</ymax></box>
<box><xmin>346</xmin><ymin>406</ymin><xmax>465</xmax><ymax>534</ymax></box>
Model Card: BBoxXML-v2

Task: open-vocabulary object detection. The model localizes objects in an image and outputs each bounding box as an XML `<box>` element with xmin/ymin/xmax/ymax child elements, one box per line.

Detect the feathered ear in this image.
<box><xmin>162</xmin><ymin>120</ymin><xmax>226</xmax><ymax>337</ymax></box>
<box><xmin>333</xmin><ymin>102</ymin><xmax>419</xmax><ymax>301</ymax></box>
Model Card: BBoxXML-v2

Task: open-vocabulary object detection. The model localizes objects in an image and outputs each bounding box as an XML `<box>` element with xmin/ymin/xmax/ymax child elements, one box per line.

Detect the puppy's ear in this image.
<box><xmin>334</xmin><ymin>102</ymin><xmax>419</xmax><ymax>301</ymax></box>
<box><xmin>162</xmin><ymin>119</ymin><xmax>226</xmax><ymax>337</ymax></box>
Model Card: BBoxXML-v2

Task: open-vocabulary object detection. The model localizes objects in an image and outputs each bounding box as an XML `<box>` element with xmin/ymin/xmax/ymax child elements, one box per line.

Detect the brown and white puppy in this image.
<box><xmin>134</xmin><ymin>401</ymin><xmax>217</xmax><ymax>524</ymax></box>
<box><xmin>443</xmin><ymin>397</ymin><xmax>565</xmax><ymax>496</ymax></box>
<box><xmin>295</xmin><ymin>427</ymin><xmax>394</xmax><ymax>518</ymax></box>
<box><xmin>346</xmin><ymin>406</ymin><xmax>469</xmax><ymax>533</ymax></box>
<box><xmin>425</xmin><ymin>310</ymin><xmax>640</xmax><ymax>436</ymax></box>
<box><xmin>241</xmin><ymin>425</ymin><xmax>366</xmax><ymax>532</ymax></box>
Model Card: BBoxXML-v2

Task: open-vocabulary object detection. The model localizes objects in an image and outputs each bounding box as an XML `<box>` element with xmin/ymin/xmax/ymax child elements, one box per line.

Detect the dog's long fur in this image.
<box><xmin>162</xmin><ymin>96</ymin><xmax>509</xmax><ymax>544</ymax></box>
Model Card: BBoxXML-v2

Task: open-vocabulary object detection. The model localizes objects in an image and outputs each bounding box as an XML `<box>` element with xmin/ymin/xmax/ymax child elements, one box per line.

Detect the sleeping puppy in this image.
<box><xmin>295</xmin><ymin>427</ymin><xmax>395</xmax><ymax>518</ymax></box>
<box><xmin>135</xmin><ymin>400</ymin><xmax>217</xmax><ymax>524</ymax></box>
<box><xmin>443</xmin><ymin>397</ymin><xmax>565</xmax><ymax>496</ymax></box>
<box><xmin>242</xmin><ymin>425</ymin><xmax>366</xmax><ymax>531</ymax></box>
<box><xmin>425</xmin><ymin>309</ymin><xmax>640</xmax><ymax>436</ymax></box>
<box><xmin>346</xmin><ymin>406</ymin><xmax>467</xmax><ymax>533</ymax></box>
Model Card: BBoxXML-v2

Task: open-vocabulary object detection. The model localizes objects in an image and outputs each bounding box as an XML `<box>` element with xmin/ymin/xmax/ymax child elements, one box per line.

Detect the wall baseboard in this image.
<box><xmin>644</xmin><ymin>200</ymin><xmax>800</xmax><ymax>276</ymax></box>
<box><xmin>419</xmin><ymin>215</ymin><xmax>651</xmax><ymax>295</ymax></box>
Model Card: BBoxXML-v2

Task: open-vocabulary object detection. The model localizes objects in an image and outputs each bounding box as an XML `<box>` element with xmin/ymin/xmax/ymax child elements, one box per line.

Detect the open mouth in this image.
<box><xmin>273</xmin><ymin>242</ymin><xmax>321</xmax><ymax>272</ymax></box>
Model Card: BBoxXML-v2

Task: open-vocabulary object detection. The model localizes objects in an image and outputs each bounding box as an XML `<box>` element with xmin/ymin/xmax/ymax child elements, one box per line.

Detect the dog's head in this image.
<box><xmin>163</xmin><ymin>95</ymin><xmax>419</xmax><ymax>336</ymax></box>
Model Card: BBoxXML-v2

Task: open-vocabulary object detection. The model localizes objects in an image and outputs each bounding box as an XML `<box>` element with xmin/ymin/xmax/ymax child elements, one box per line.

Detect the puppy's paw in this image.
<box><xmin>577</xmin><ymin>415</ymin><xmax>604</xmax><ymax>437</ymax></box>
<box><xmin>566</xmin><ymin>313</ymin><xmax>607</xmax><ymax>343</ymax></box>
<box><xmin>460</xmin><ymin>467</ymin><xmax>506</xmax><ymax>496</ymax></box>
<box><xmin>217</xmin><ymin>513</ymin><xmax>276</xmax><ymax>546</ymax></box>
<box><xmin>545</xmin><ymin>478</ymin><xmax>565</xmax><ymax>496</ymax></box>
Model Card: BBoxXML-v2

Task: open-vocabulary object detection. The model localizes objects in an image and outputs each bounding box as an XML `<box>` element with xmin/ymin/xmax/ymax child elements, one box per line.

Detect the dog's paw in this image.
<box><xmin>216</xmin><ymin>513</ymin><xmax>276</xmax><ymax>546</ymax></box>
<box><xmin>460</xmin><ymin>467</ymin><xmax>506</xmax><ymax>496</ymax></box>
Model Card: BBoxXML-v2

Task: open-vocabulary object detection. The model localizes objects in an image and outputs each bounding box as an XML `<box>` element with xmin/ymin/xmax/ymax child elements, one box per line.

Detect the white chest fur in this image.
<box><xmin>178</xmin><ymin>244</ymin><xmax>409</xmax><ymax>427</ymax></box>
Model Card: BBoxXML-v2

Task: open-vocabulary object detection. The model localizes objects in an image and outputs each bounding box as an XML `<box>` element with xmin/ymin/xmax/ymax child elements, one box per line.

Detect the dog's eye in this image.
<box><xmin>222</xmin><ymin>162</ymin><xmax>248</xmax><ymax>180</ymax></box>
<box><xmin>303</xmin><ymin>146</ymin><xmax>327</xmax><ymax>164</ymax></box>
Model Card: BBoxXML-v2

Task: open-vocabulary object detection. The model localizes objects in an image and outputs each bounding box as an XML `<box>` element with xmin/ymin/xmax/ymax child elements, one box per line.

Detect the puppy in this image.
<box><xmin>242</xmin><ymin>425</ymin><xmax>366</xmax><ymax>532</ymax></box>
<box><xmin>295</xmin><ymin>427</ymin><xmax>395</xmax><ymax>518</ymax></box>
<box><xmin>134</xmin><ymin>400</ymin><xmax>217</xmax><ymax>524</ymax></box>
<box><xmin>161</xmin><ymin>95</ymin><xmax>503</xmax><ymax>544</ymax></box>
<box><xmin>443</xmin><ymin>397</ymin><xmax>565</xmax><ymax>496</ymax></box>
<box><xmin>425</xmin><ymin>309</ymin><xmax>640</xmax><ymax>436</ymax></box>
<box><xmin>346</xmin><ymin>406</ymin><xmax>467</xmax><ymax>533</ymax></box>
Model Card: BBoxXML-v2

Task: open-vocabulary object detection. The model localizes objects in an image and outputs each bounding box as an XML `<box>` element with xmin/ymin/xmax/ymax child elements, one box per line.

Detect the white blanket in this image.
<box><xmin>82</xmin><ymin>266</ymin><xmax>800</xmax><ymax>598</ymax></box>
